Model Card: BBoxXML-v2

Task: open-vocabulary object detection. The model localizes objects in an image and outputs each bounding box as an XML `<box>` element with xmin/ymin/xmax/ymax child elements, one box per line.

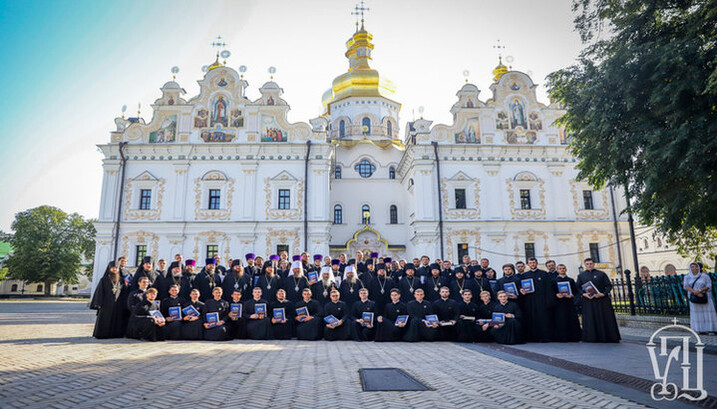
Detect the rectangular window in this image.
<box><xmin>333</xmin><ymin>206</ymin><xmax>342</xmax><ymax>224</ymax></box>
<box><xmin>583</xmin><ymin>190</ymin><xmax>594</xmax><ymax>210</ymax></box>
<box><xmin>524</xmin><ymin>242</ymin><xmax>535</xmax><ymax>261</ymax></box>
<box><xmin>208</xmin><ymin>189</ymin><xmax>221</xmax><ymax>210</ymax></box>
<box><xmin>277</xmin><ymin>244</ymin><xmax>289</xmax><ymax>255</ymax></box>
<box><xmin>206</xmin><ymin>245</ymin><xmax>219</xmax><ymax>259</ymax></box>
<box><xmin>135</xmin><ymin>245</ymin><xmax>147</xmax><ymax>266</ymax></box>
<box><xmin>589</xmin><ymin>243</ymin><xmax>600</xmax><ymax>263</ymax></box>
<box><xmin>139</xmin><ymin>189</ymin><xmax>152</xmax><ymax>210</ymax></box>
<box><xmin>455</xmin><ymin>189</ymin><xmax>466</xmax><ymax>209</ymax></box>
<box><xmin>457</xmin><ymin>243</ymin><xmax>469</xmax><ymax>261</ymax></box>
<box><xmin>278</xmin><ymin>189</ymin><xmax>290</xmax><ymax>209</ymax></box>
<box><xmin>520</xmin><ymin>189</ymin><xmax>532</xmax><ymax>209</ymax></box>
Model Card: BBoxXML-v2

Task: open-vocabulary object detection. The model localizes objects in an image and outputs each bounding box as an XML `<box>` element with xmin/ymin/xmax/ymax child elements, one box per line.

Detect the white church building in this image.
<box><xmin>91</xmin><ymin>21</ymin><xmax>632</xmax><ymax>290</ymax></box>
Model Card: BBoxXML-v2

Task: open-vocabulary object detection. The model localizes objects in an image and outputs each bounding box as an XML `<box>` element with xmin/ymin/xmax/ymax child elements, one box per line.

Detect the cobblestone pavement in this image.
<box><xmin>0</xmin><ymin>300</ymin><xmax>655</xmax><ymax>409</ymax></box>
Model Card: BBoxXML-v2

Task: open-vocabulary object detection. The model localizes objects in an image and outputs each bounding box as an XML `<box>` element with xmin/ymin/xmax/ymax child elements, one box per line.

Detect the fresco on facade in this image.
<box><xmin>231</xmin><ymin>109</ymin><xmax>244</xmax><ymax>128</ymax></box>
<box><xmin>201</xmin><ymin>128</ymin><xmax>235</xmax><ymax>142</ymax></box>
<box><xmin>529</xmin><ymin>112</ymin><xmax>542</xmax><ymax>131</ymax></box>
<box><xmin>454</xmin><ymin>117</ymin><xmax>481</xmax><ymax>143</ymax></box>
<box><xmin>211</xmin><ymin>96</ymin><xmax>228</xmax><ymax>127</ymax></box>
<box><xmin>194</xmin><ymin>109</ymin><xmax>208</xmax><ymax>128</ymax></box>
<box><xmin>261</xmin><ymin>115</ymin><xmax>287</xmax><ymax>142</ymax></box>
<box><xmin>495</xmin><ymin>111</ymin><xmax>509</xmax><ymax>130</ymax></box>
<box><xmin>149</xmin><ymin>115</ymin><xmax>177</xmax><ymax>143</ymax></box>
<box><xmin>509</xmin><ymin>98</ymin><xmax>527</xmax><ymax>129</ymax></box>
<box><xmin>506</xmin><ymin>130</ymin><xmax>537</xmax><ymax>144</ymax></box>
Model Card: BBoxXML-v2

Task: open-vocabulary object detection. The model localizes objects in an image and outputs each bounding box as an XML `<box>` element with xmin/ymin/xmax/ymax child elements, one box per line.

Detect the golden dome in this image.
<box><xmin>329</xmin><ymin>27</ymin><xmax>396</xmax><ymax>107</ymax></box>
<box><xmin>208</xmin><ymin>53</ymin><xmax>222</xmax><ymax>71</ymax></box>
<box><xmin>492</xmin><ymin>56</ymin><xmax>508</xmax><ymax>82</ymax></box>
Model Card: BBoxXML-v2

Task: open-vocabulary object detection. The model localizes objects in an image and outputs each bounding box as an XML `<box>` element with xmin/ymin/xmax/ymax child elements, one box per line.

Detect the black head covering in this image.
<box><xmin>366</xmin><ymin>259</ymin><xmax>374</xmax><ymax>266</ymax></box>
<box><xmin>376</xmin><ymin>263</ymin><xmax>387</xmax><ymax>271</ymax></box>
<box><xmin>468</xmin><ymin>265</ymin><xmax>481</xmax><ymax>273</ymax></box>
<box><xmin>141</xmin><ymin>256</ymin><xmax>152</xmax><ymax>264</ymax></box>
<box><xmin>405</xmin><ymin>263</ymin><xmax>416</xmax><ymax>272</ymax></box>
<box><xmin>169</xmin><ymin>261</ymin><xmax>181</xmax><ymax>271</ymax></box>
<box><xmin>348</xmin><ymin>258</ymin><xmax>356</xmax><ymax>265</ymax></box>
<box><xmin>103</xmin><ymin>261</ymin><xmax>117</xmax><ymax>277</ymax></box>
<box><xmin>430</xmin><ymin>263</ymin><xmax>441</xmax><ymax>271</ymax></box>
<box><xmin>231</xmin><ymin>259</ymin><xmax>242</xmax><ymax>267</ymax></box>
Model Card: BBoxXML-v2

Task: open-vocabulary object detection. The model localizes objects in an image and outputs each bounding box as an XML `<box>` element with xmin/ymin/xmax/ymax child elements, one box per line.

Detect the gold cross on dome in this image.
<box><xmin>352</xmin><ymin>1</ymin><xmax>370</xmax><ymax>29</ymax></box>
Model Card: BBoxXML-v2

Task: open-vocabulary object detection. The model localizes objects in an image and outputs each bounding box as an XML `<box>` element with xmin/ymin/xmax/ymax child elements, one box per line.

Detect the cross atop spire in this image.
<box><xmin>352</xmin><ymin>1</ymin><xmax>370</xmax><ymax>30</ymax></box>
<box><xmin>211</xmin><ymin>35</ymin><xmax>226</xmax><ymax>50</ymax></box>
<box><xmin>493</xmin><ymin>39</ymin><xmax>505</xmax><ymax>58</ymax></box>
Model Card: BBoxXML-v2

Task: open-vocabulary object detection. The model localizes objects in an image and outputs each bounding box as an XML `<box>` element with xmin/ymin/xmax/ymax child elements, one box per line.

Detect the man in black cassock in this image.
<box><xmin>157</xmin><ymin>261</ymin><xmax>183</xmax><ymax>300</ymax></box>
<box><xmin>203</xmin><ymin>287</ymin><xmax>230</xmax><ymax>341</ymax></box>
<box><xmin>132</xmin><ymin>256</ymin><xmax>160</xmax><ymax>291</ymax></box>
<box><xmin>433</xmin><ymin>286</ymin><xmax>460</xmax><ymax>341</ymax></box>
<box><xmin>415</xmin><ymin>256</ymin><xmax>431</xmax><ymax>279</ymax></box>
<box><xmin>456</xmin><ymin>289</ymin><xmax>481</xmax><ymax>342</ymax></box>
<box><xmin>243</xmin><ymin>253</ymin><xmax>260</xmax><ymax>281</ymax></box>
<box><xmin>398</xmin><ymin>264</ymin><xmax>422</xmax><ymax>302</ymax></box>
<box><xmin>359</xmin><ymin>259</ymin><xmax>376</xmax><ymax>283</ymax></box>
<box><xmin>194</xmin><ymin>258</ymin><xmax>222</xmax><ymax>302</ymax></box>
<box><xmin>439</xmin><ymin>260</ymin><xmax>454</xmax><ymax>281</ymax></box>
<box><xmin>312</xmin><ymin>267</ymin><xmax>338</xmax><ymax>306</ymax></box>
<box><xmin>226</xmin><ymin>289</ymin><xmax>247</xmax><ymax>340</ymax></box>
<box><xmin>270</xmin><ymin>289</ymin><xmax>294</xmax><ymax>340</ymax></box>
<box><xmin>295</xmin><ymin>288</ymin><xmax>324</xmax><ymax>340</ymax></box>
<box><xmin>448</xmin><ymin>269</ymin><xmax>476</xmax><ymax>302</ymax></box>
<box><xmin>284</xmin><ymin>260</ymin><xmax>310</xmax><ymax>302</ymax></box>
<box><xmin>496</xmin><ymin>263</ymin><xmax>521</xmax><ymax>302</ymax></box>
<box><xmin>243</xmin><ymin>287</ymin><xmax>270</xmax><ymax>340</ymax></box>
<box><xmin>350</xmin><ymin>288</ymin><xmax>376</xmax><ymax>341</ymax></box>
<box><xmin>519</xmin><ymin>257</ymin><xmax>555</xmax><ymax>342</ymax></box>
<box><xmin>576</xmin><ymin>258</ymin><xmax>620</xmax><ymax>343</ymax></box>
<box><xmin>469</xmin><ymin>266</ymin><xmax>494</xmax><ymax>299</ymax></box>
<box><xmin>424</xmin><ymin>263</ymin><xmax>448</xmax><ymax>302</ymax></box>
<box><xmin>375</xmin><ymin>289</ymin><xmax>407</xmax><ymax>342</ymax></box>
<box><xmin>404</xmin><ymin>288</ymin><xmax>439</xmax><ymax>342</ymax></box>
<box><xmin>368</xmin><ymin>264</ymin><xmax>395</xmax><ymax>315</ymax></box>
<box><xmin>546</xmin><ymin>260</ymin><xmax>558</xmax><ymax>281</ymax></box>
<box><xmin>91</xmin><ymin>261</ymin><xmax>129</xmax><ymax>339</ymax></box>
<box><xmin>222</xmin><ymin>259</ymin><xmax>252</xmax><ymax>302</ymax></box>
<box><xmin>127</xmin><ymin>276</ymin><xmax>150</xmax><ymax>315</ymax></box>
<box><xmin>257</xmin><ymin>261</ymin><xmax>281</xmax><ymax>302</ymax></box>
<box><xmin>553</xmin><ymin>263</ymin><xmax>582</xmax><ymax>342</ymax></box>
<box><xmin>339</xmin><ymin>266</ymin><xmax>365</xmax><ymax>307</ymax></box>
<box><xmin>156</xmin><ymin>259</ymin><xmax>168</xmax><ymax>279</ymax></box>
<box><xmin>355</xmin><ymin>251</ymin><xmax>367</xmax><ymax>275</ymax></box>
<box><xmin>308</xmin><ymin>254</ymin><xmax>323</xmax><ymax>273</ymax></box>
<box><xmin>179</xmin><ymin>259</ymin><xmax>198</xmax><ymax>300</ymax></box>
<box><xmin>159</xmin><ymin>284</ymin><xmax>183</xmax><ymax>340</ymax></box>
<box><xmin>323</xmin><ymin>290</ymin><xmax>350</xmax><ymax>341</ymax></box>
<box><xmin>127</xmin><ymin>287</ymin><xmax>165</xmax><ymax>341</ymax></box>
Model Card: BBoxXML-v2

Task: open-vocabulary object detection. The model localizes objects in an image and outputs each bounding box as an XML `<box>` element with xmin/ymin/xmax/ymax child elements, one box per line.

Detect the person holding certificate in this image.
<box><xmin>518</xmin><ymin>258</ymin><xmax>555</xmax><ymax>342</ymax></box>
<box><xmin>160</xmin><ymin>284</ymin><xmax>184</xmax><ymax>340</ymax></box>
<box><xmin>496</xmin><ymin>264</ymin><xmax>521</xmax><ymax>302</ymax></box>
<box><xmin>127</xmin><ymin>288</ymin><xmax>165</xmax><ymax>342</ymax></box>
<box><xmin>180</xmin><ymin>289</ymin><xmax>204</xmax><ymax>340</ymax></box>
<box><xmin>243</xmin><ymin>287</ymin><xmax>270</xmax><ymax>340</ymax></box>
<box><xmin>226</xmin><ymin>289</ymin><xmax>247</xmax><ymax>340</ymax></box>
<box><xmin>350</xmin><ymin>288</ymin><xmax>376</xmax><ymax>341</ymax></box>
<box><xmin>311</xmin><ymin>267</ymin><xmax>338</xmax><ymax>306</ymax></box>
<box><xmin>475</xmin><ymin>290</ymin><xmax>496</xmax><ymax>342</ymax></box>
<box><xmin>295</xmin><ymin>288</ymin><xmax>324</xmax><ymax>340</ymax></box>
<box><xmin>552</xmin><ymin>264</ymin><xmax>582</xmax><ymax>342</ymax></box>
<box><xmin>374</xmin><ymin>289</ymin><xmax>408</xmax><ymax>342</ymax></box>
<box><xmin>203</xmin><ymin>287</ymin><xmax>229</xmax><ymax>341</ymax></box>
<box><xmin>456</xmin><ymin>289</ymin><xmax>481</xmax><ymax>342</ymax></box>
<box><xmin>91</xmin><ymin>261</ymin><xmax>130</xmax><ymax>339</ymax></box>
<box><xmin>576</xmin><ymin>258</ymin><xmax>620</xmax><ymax>343</ymax></box>
<box><xmin>404</xmin><ymin>288</ymin><xmax>439</xmax><ymax>342</ymax></box>
<box><xmin>486</xmin><ymin>291</ymin><xmax>523</xmax><ymax>345</ymax></box>
<box><xmin>270</xmin><ymin>289</ymin><xmax>294</xmax><ymax>340</ymax></box>
<box><xmin>323</xmin><ymin>290</ymin><xmax>349</xmax><ymax>341</ymax></box>
<box><xmin>433</xmin><ymin>286</ymin><xmax>460</xmax><ymax>341</ymax></box>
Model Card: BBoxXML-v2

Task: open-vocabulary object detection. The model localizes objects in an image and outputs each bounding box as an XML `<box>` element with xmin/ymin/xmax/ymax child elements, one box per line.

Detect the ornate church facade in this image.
<box><xmin>92</xmin><ymin>22</ymin><xmax>631</xmax><ymax>290</ymax></box>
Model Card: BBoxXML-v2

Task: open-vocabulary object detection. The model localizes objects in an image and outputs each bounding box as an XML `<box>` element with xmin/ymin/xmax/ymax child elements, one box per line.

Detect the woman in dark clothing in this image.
<box><xmin>552</xmin><ymin>264</ymin><xmax>582</xmax><ymax>342</ymax></box>
<box><xmin>485</xmin><ymin>291</ymin><xmax>524</xmax><ymax>345</ymax></box>
<box><xmin>374</xmin><ymin>289</ymin><xmax>408</xmax><ymax>342</ymax></box>
<box><xmin>244</xmin><ymin>287</ymin><xmax>270</xmax><ymax>340</ymax></box>
<box><xmin>127</xmin><ymin>288</ymin><xmax>165</xmax><ymax>342</ymax></box>
<box><xmin>295</xmin><ymin>288</ymin><xmax>324</xmax><ymax>340</ymax></box>
<box><xmin>270</xmin><ymin>289</ymin><xmax>295</xmax><ymax>340</ymax></box>
<box><xmin>91</xmin><ymin>261</ymin><xmax>129</xmax><ymax>339</ymax></box>
<box><xmin>160</xmin><ymin>284</ymin><xmax>183</xmax><ymax>340</ymax></box>
<box><xmin>203</xmin><ymin>287</ymin><xmax>230</xmax><ymax>341</ymax></box>
<box><xmin>323</xmin><ymin>290</ymin><xmax>349</xmax><ymax>341</ymax></box>
<box><xmin>181</xmin><ymin>289</ymin><xmax>205</xmax><ymax>340</ymax></box>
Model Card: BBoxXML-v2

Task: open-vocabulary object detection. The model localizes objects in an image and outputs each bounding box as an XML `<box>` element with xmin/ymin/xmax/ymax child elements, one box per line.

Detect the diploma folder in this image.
<box><xmin>254</xmin><ymin>303</ymin><xmax>267</xmax><ymax>316</ymax></box>
<box><xmin>206</xmin><ymin>312</ymin><xmax>220</xmax><ymax>327</ymax></box>
<box><xmin>273</xmin><ymin>308</ymin><xmax>286</xmax><ymax>321</ymax></box>
<box><xmin>362</xmin><ymin>312</ymin><xmax>374</xmax><ymax>326</ymax></box>
<box><xmin>182</xmin><ymin>305</ymin><xmax>200</xmax><ymax>317</ymax></box>
<box><xmin>503</xmin><ymin>282</ymin><xmax>519</xmax><ymax>297</ymax></box>
<box><xmin>307</xmin><ymin>271</ymin><xmax>319</xmax><ymax>285</ymax></box>
<box><xmin>149</xmin><ymin>310</ymin><xmax>165</xmax><ymax>323</ymax></box>
<box><xmin>492</xmin><ymin>312</ymin><xmax>505</xmax><ymax>322</ymax></box>
<box><xmin>581</xmin><ymin>281</ymin><xmax>602</xmax><ymax>297</ymax></box>
<box><xmin>521</xmin><ymin>278</ymin><xmax>535</xmax><ymax>293</ymax></box>
<box><xmin>395</xmin><ymin>315</ymin><xmax>408</xmax><ymax>326</ymax></box>
<box><xmin>230</xmin><ymin>303</ymin><xmax>242</xmax><ymax>317</ymax></box>
<box><xmin>324</xmin><ymin>315</ymin><xmax>340</xmax><ymax>326</ymax></box>
<box><xmin>296</xmin><ymin>306</ymin><xmax>309</xmax><ymax>321</ymax></box>
<box><xmin>557</xmin><ymin>281</ymin><xmax>573</xmax><ymax>296</ymax></box>
<box><xmin>425</xmin><ymin>314</ymin><xmax>439</xmax><ymax>325</ymax></box>
<box><xmin>168</xmin><ymin>306</ymin><xmax>181</xmax><ymax>320</ymax></box>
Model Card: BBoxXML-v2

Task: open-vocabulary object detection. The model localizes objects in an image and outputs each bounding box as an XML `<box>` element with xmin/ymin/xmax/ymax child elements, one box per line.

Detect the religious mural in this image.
<box><xmin>506</xmin><ymin>130</ymin><xmax>537</xmax><ymax>144</ymax></box>
<box><xmin>529</xmin><ymin>112</ymin><xmax>542</xmax><ymax>131</ymax></box>
<box><xmin>211</xmin><ymin>96</ymin><xmax>228</xmax><ymax>127</ymax></box>
<box><xmin>454</xmin><ymin>117</ymin><xmax>480</xmax><ymax>143</ymax></box>
<box><xmin>217</xmin><ymin>78</ymin><xmax>228</xmax><ymax>87</ymax></box>
<box><xmin>509</xmin><ymin>98</ymin><xmax>527</xmax><ymax>129</ymax></box>
<box><xmin>495</xmin><ymin>97</ymin><xmax>538</xmax><ymax>144</ymax></box>
<box><xmin>495</xmin><ymin>112</ymin><xmax>509</xmax><ymax>130</ymax></box>
<box><xmin>559</xmin><ymin>127</ymin><xmax>573</xmax><ymax>145</ymax></box>
<box><xmin>231</xmin><ymin>109</ymin><xmax>244</xmax><ymax>128</ymax></box>
<box><xmin>149</xmin><ymin>115</ymin><xmax>177</xmax><ymax>143</ymax></box>
<box><xmin>194</xmin><ymin>109</ymin><xmax>208</xmax><ymax>128</ymax></box>
<box><xmin>261</xmin><ymin>115</ymin><xmax>287</xmax><ymax>142</ymax></box>
<box><xmin>201</xmin><ymin>127</ymin><xmax>235</xmax><ymax>142</ymax></box>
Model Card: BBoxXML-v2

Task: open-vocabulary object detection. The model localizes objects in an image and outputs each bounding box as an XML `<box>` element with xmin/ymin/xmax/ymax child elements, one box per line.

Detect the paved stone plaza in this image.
<box><xmin>0</xmin><ymin>301</ymin><xmax>713</xmax><ymax>409</ymax></box>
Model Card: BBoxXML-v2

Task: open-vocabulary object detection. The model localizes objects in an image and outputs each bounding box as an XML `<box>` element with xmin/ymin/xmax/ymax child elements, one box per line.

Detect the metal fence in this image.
<box><xmin>610</xmin><ymin>272</ymin><xmax>717</xmax><ymax>316</ymax></box>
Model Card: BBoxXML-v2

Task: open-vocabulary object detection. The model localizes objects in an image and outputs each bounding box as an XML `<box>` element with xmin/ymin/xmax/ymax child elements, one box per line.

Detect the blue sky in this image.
<box><xmin>0</xmin><ymin>0</ymin><xmax>584</xmax><ymax>231</ymax></box>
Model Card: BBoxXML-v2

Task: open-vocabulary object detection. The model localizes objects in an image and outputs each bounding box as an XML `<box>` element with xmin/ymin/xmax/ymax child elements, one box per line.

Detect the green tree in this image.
<box><xmin>547</xmin><ymin>0</ymin><xmax>717</xmax><ymax>263</ymax></box>
<box><xmin>5</xmin><ymin>206</ymin><xmax>96</xmax><ymax>295</ymax></box>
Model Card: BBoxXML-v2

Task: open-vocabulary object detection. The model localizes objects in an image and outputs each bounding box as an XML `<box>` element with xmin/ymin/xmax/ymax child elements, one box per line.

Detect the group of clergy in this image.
<box><xmin>90</xmin><ymin>251</ymin><xmax>621</xmax><ymax>344</ymax></box>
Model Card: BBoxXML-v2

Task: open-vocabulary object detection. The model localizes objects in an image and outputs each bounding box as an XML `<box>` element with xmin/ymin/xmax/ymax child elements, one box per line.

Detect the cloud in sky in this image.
<box><xmin>0</xmin><ymin>0</ymin><xmax>583</xmax><ymax>231</ymax></box>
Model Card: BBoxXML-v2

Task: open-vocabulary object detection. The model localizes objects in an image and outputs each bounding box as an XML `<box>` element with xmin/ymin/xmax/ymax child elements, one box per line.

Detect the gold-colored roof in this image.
<box><xmin>208</xmin><ymin>53</ymin><xmax>222</xmax><ymax>71</ymax></box>
<box><xmin>492</xmin><ymin>56</ymin><xmax>508</xmax><ymax>82</ymax></box>
<box><xmin>329</xmin><ymin>27</ymin><xmax>396</xmax><ymax>106</ymax></box>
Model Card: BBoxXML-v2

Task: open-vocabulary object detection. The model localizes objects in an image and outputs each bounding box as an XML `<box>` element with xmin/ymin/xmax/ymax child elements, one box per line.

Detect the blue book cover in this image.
<box><xmin>425</xmin><ymin>314</ymin><xmax>439</xmax><ymax>325</ymax></box>
<box><xmin>503</xmin><ymin>282</ymin><xmax>518</xmax><ymax>297</ymax></box>
<box><xmin>273</xmin><ymin>308</ymin><xmax>286</xmax><ymax>321</ymax></box>
<box><xmin>254</xmin><ymin>303</ymin><xmax>267</xmax><ymax>315</ymax></box>
<box><xmin>362</xmin><ymin>312</ymin><xmax>374</xmax><ymax>326</ymax></box>
<box><xmin>253</xmin><ymin>276</ymin><xmax>260</xmax><ymax>287</ymax></box>
<box><xmin>230</xmin><ymin>303</ymin><xmax>242</xmax><ymax>316</ymax></box>
<box><xmin>395</xmin><ymin>315</ymin><xmax>408</xmax><ymax>326</ymax></box>
<box><xmin>307</xmin><ymin>271</ymin><xmax>319</xmax><ymax>285</ymax></box>
<box><xmin>324</xmin><ymin>314</ymin><xmax>339</xmax><ymax>325</ymax></box>
<box><xmin>296</xmin><ymin>306</ymin><xmax>309</xmax><ymax>319</ymax></box>
<box><xmin>182</xmin><ymin>305</ymin><xmax>199</xmax><ymax>317</ymax></box>
<box><xmin>206</xmin><ymin>312</ymin><xmax>219</xmax><ymax>327</ymax></box>
<box><xmin>489</xmin><ymin>280</ymin><xmax>497</xmax><ymax>291</ymax></box>
<box><xmin>168</xmin><ymin>306</ymin><xmax>181</xmax><ymax>320</ymax></box>
<box><xmin>581</xmin><ymin>281</ymin><xmax>601</xmax><ymax>296</ymax></box>
<box><xmin>149</xmin><ymin>310</ymin><xmax>164</xmax><ymax>322</ymax></box>
<box><xmin>492</xmin><ymin>312</ymin><xmax>505</xmax><ymax>323</ymax></box>
<box><xmin>521</xmin><ymin>278</ymin><xmax>535</xmax><ymax>293</ymax></box>
<box><xmin>557</xmin><ymin>281</ymin><xmax>572</xmax><ymax>296</ymax></box>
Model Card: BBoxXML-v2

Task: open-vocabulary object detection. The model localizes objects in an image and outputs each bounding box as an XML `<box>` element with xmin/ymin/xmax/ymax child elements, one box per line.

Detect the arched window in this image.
<box><xmin>362</xmin><ymin>117</ymin><xmax>371</xmax><ymax>135</ymax></box>
<box><xmin>389</xmin><ymin>205</ymin><xmax>398</xmax><ymax>224</ymax></box>
<box><xmin>10</xmin><ymin>284</ymin><xmax>17</xmax><ymax>292</ymax></box>
<box><xmin>643</xmin><ymin>239</ymin><xmax>649</xmax><ymax>249</ymax></box>
<box><xmin>361</xmin><ymin>204</ymin><xmax>371</xmax><ymax>224</ymax></box>
<box><xmin>335</xmin><ymin>166</ymin><xmax>342</xmax><ymax>179</ymax></box>
<box><xmin>389</xmin><ymin>166</ymin><xmax>396</xmax><ymax>180</ymax></box>
<box><xmin>355</xmin><ymin>159</ymin><xmax>376</xmax><ymax>178</ymax></box>
<box><xmin>339</xmin><ymin>120</ymin><xmax>346</xmax><ymax>138</ymax></box>
<box><xmin>333</xmin><ymin>205</ymin><xmax>342</xmax><ymax>224</ymax></box>
<box><xmin>387</xmin><ymin>121</ymin><xmax>393</xmax><ymax>137</ymax></box>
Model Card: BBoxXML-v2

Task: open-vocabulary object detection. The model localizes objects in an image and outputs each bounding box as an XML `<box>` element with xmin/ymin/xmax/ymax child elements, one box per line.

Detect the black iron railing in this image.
<box><xmin>610</xmin><ymin>272</ymin><xmax>717</xmax><ymax>316</ymax></box>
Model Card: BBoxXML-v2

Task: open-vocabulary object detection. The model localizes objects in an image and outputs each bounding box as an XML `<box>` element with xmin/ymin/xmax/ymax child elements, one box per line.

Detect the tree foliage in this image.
<box><xmin>5</xmin><ymin>206</ymin><xmax>96</xmax><ymax>295</ymax></box>
<box><xmin>547</xmin><ymin>0</ymin><xmax>717</xmax><ymax>262</ymax></box>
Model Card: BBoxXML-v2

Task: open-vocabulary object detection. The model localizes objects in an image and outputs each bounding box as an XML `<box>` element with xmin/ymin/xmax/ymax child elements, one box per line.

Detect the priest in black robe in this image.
<box><xmin>359</xmin><ymin>259</ymin><xmax>376</xmax><ymax>284</ymax></box>
<box><xmin>159</xmin><ymin>284</ymin><xmax>183</xmax><ymax>340</ymax></box>
<box><xmin>307</xmin><ymin>254</ymin><xmax>323</xmax><ymax>273</ymax></box>
<box><xmin>157</xmin><ymin>261</ymin><xmax>183</xmax><ymax>301</ymax></box>
<box><xmin>311</xmin><ymin>267</ymin><xmax>338</xmax><ymax>306</ymax></box>
<box><xmin>226</xmin><ymin>289</ymin><xmax>247</xmax><ymax>340</ymax></box>
<box><xmin>194</xmin><ymin>259</ymin><xmax>222</xmax><ymax>302</ymax></box>
<box><xmin>91</xmin><ymin>261</ymin><xmax>129</xmax><ymax>339</ymax></box>
<box><xmin>576</xmin><ymin>258</ymin><xmax>620</xmax><ymax>343</ymax></box>
<box><xmin>424</xmin><ymin>264</ymin><xmax>448</xmax><ymax>302</ymax></box>
<box><xmin>439</xmin><ymin>260</ymin><xmax>455</xmax><ymax>281</ymax></box>
<box><xmin>374</xmin><ymin>289</ymin><xmax>407</xmax><ymax>342</ymax></box>
<box><xmin>448</xmin><ymin>269</ymin><xmax>477</xmax><ymax>302</ymax></box>
<box><xmin>355</xmin><ymin>251</ymin><xmax>368</xmax><ymax>275</ymax></box>
<box><xmin>350</xmin><ymin>288</ymin><xmax>376</xmax><ymax>341</ymax></box>
<box><xmin>339</xmin><ymin>266</ymin><xmax>365</xmax><ymax>307</ymax></box>
<box><xmin>456</xmin><ymin>289</ymin><xmax>482</xmax><ymax>342</ymax></box>
<box><xmin>487</xmin><ymin>291</ymin><xmax>524</xmax><ymax>344</ymax></box>
<box><xmin>244</xmin><ymin>253</ymin><xmax>260</xmax><ymax>282</ymax></box>
<box><xmin>126</xmin><ymin>276</ymin><xmax>150</xmax><ymax>331</ymax></box>
<box><xmin>546</xmin><ymin>260</ymin><xmax>558</xmax><ymax>281</ymax></box>
<box><xmin>404</xmin><ymin>288</ymin><xmax>439</xmax><ymax>342</ymax></box>
<box><xmin>132</xmin><ymin>256</ymin><xmax>160</xmax><ymax>291</ymax></box>
<box><xmin>519</xmin><ymin>258</ymin><xmax>555</xmax><ymax>342</ymax></box>
<box><xmin>415</xmin><ymin>256</ymin><xmax>431</xmax><ymax>279</ymax></box>
<box><xmin>295</xmin><ymin>288</ymin><xmax>324</xmax><ymax>340</ymax></box>
<box><xmin>323</xmin><ymin>290</ymin><xmax>349</xmax><ymax>341</ymax></box>
<box><xmin>180</xmin><ymin>289</ymin><xmax>205</xmax><ymax>340</ymax></box>
<box><xmin>476</xmin><ymin>290</ymin><xmax>496</xmax><ymax>342</ymax></box>
<box><xmin>257</xmin><ymin>261</ymin><xmax>281</xmax><ymax>303</ymax></box>
<box><xmin>433</xmin><ymin>287</ymin><xmax>460</xmax><ymax>341</ymax></box>
<box><xmin>221</xmin><ymin>260</ymin><xmax>252</xmax><ymax>302</ymax></box>
<box><xmin>367</xmin><ymin>264</ymin><xmax>395</xmax><ymax>315</ymax></box>
<box><xmin>552</xmin><ymin>264</ymin><xmax>582</xmax><ymax>342</ymax></box>
<box><xmin>203</xmin><ymin>287</ymin><xmax>230</xmax><ymax>341</ymax></box>
<box><xmin>270</xmin><ymin>289</ymin><xmax>294</xmax><ymax>340</ymax></box>
<box><xmin>284</xmin><ymin>261</ymin><xmax>311</xmax><ymax>302</ymax></box>
<box><xmin>496</xmin><ymin>264</ymin><xmax>521</xmax><ymax>303</ymax></box>
<box><xmin>469</xmin><ymin>266</ymin><xmax>495</xmax><ymax>299</ymax></box>
<box><xmin>243</xmin><ymin>287</ymin><xmax>270</xmax><ymax>340</ymax></box>
<box><xmin>398</xmin><ymin>264</ymin><xmax>422</xmax><ymax>303</ymax></box>
<box><xmin>127</xmin><ymin>288</ymin><xmax>165</xmax><ymax>341</ymax></box>
<box><xmin>179</xmin><ymin>260</ymin><xmax>198</xmax><ymax>301</ymax></box>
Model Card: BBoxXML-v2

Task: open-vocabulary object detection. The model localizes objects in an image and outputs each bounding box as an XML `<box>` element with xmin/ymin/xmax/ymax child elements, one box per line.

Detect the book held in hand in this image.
<box><xmin>182</xmin><ymin>305</ymin><xmax>200</xmax><ymax>317</ymax></box>
<box><xmin>296</xmin><ymin>306</ymin><xmax>309</xmax><ymax>321</ymax></box>
<box><xmin>149</xmin><ymin>310</ymin><xmax>165</xmax><ymax>323</ymax></box>
<box><xmin>206</xmin><ymin>312</ymin><xmax>220</xmax><ymax>327</ymax></box>
<box><xmin>503</xmin><ymin>282</ymin><xmax>519</xmax><ymax>297</ymax></box>
<box><xmin>254</xmin><ymin>303</ymin><xmax>267</xmax><ymax>316</ymax></box>
<box><xmin>324</xmin><ymin>314</ymin><xmax>340</xmax><ymax>326</ymax></box>
<box><xmin>395</xmin><ymin>315</ymin><xmax>408</xmax><ymax>326</ymax></box>
<box><xmin>362</xmin><ymin>312</ymin><xmax>374</xmax><ymax>327</ymax></box>
<box><xmin>557</xmin><ymin>281</ymin><xmax>573</xmax><ymax>296</ymax></box>
<box><xmin>425</xmin><ymin>314</ymin><xmax>439</xmax><ymax>325</ymax></box>
<box><xmin>521</xmin><ymin>278</ymin><xmax>535</xmax><ymax>293</ymax></box>
<box><xmin>307</xmin><ymin>271</ymin><xmax>319</xmax><ymax>285</ymax></box>
<box><xmin>168</xmin><ymin>306</ymin><xmax>181</xmax><ymax>320</ymax></box>
<box><xmin>273</xmin><ymin>307</ymin><xmax>286</xmax><ymax>322</ymax></box>
<box><xmin>230</xmin><ymin>303</ymin><xmax>242</xmax><ymax>317</ymax></box>
<box><xmin>492</xmin><ymin>312</ymin><xmax>505</xmax><ymax>323</ymax></box>
<box><xmin>581</xmin><ymin>281</ymin><xmax>601</xmax><ymax>297</ymax></box>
